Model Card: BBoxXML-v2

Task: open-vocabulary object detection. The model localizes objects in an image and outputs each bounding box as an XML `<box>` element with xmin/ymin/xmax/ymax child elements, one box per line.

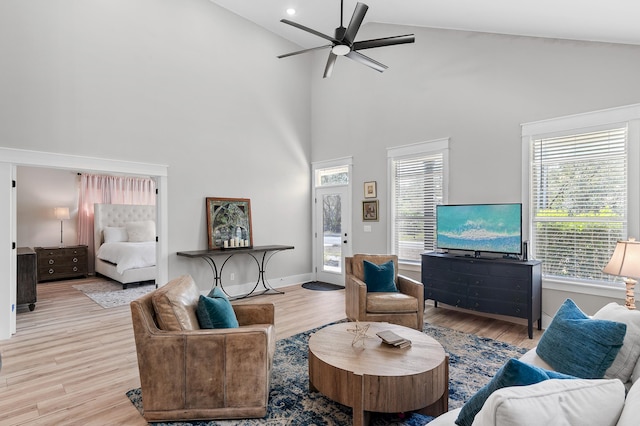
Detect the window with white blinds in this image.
<box><xmin>390</xmin><ymin>147</ymin><xmax>445</xmax><ymax>263</ymax></box>
<box><xmin>531</xmin><ymin>127</ymin><xmax>628</xmax><ymax>282</ymax></box>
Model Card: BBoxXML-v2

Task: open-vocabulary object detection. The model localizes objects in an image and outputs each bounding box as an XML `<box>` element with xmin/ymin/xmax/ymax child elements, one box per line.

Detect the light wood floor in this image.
<box><xmin>0</xmin><ymin>278</ymin><xmax>541</xmax><ymax>425</ymax></box>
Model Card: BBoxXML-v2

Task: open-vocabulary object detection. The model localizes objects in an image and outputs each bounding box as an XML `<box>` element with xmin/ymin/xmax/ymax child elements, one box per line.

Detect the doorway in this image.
<box><xmin>0</xmin><ymin>147</ymin><xmax>168</xmax><ymax>340</ymax></box>
<box><xmin>312</xmin><ymin>159</ymin><xmax>352</xmax><ymax>286</ymax></box>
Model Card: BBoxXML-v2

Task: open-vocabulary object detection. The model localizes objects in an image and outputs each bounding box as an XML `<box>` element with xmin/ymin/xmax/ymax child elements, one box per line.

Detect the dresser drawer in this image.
<box><xmin>467</xmin><ymin>297</ymin><xmax>529</xmax><ymax>319</ymax></box>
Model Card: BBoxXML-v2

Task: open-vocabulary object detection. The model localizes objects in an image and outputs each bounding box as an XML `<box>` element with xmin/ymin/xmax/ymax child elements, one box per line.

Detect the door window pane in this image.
<box><xmin>323</xmin><ymin>194</ymin><xmax>342</xmax><ymax>273</ymax></box>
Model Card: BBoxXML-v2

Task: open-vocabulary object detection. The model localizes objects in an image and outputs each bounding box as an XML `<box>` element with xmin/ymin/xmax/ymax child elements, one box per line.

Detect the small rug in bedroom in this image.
<box><xmin>72</xmin><ymin>280</ymin><xmax>156</xmax><ymax>308</ymax></box>
<box><xmin>301</xmin><ymin>281</ymin><xmax>344</xmax><ymax>291</ymax></box>
<box><xmin>126</xmin><ymin>322</ymin><xmax>527</xmax><ymax>425</ymax></box>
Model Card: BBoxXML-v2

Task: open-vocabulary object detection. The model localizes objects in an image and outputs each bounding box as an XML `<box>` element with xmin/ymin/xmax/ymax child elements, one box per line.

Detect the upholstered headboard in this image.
<box><xmin>93</xmin><ymin>203</ymin><xmax>156</xmax><ymax>255</ymax></box>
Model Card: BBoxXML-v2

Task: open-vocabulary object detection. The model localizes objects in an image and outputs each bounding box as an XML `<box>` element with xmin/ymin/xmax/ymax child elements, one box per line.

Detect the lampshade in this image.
<box><xmin>603</xmin><ymin>239</ymin><xmax>640</xmax><ymax>278</ymax></box>
<box><xmin>54</xmin><ymin>207</ymin><xmax>70</xmax><ymax>220</ymax></box>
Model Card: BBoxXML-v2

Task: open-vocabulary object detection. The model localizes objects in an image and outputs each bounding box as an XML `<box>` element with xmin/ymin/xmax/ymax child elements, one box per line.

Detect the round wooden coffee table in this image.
<box><xmin>308</xmin><ymin>321</ymin><xmax>449</xmax><ymax>426</ymax></box>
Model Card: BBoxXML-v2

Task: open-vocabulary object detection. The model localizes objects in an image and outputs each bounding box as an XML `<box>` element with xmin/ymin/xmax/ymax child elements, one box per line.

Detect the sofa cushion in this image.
<box><xmin>363</xmin><ymin>259</ymin><xmax>398</xmax><ymax>292</ymax></box>
<box><xmin>366</xmin><ymin>292</ymin><xmax>417</xmax><ymax>313</ymax></box>
<box><xmin>151</xmin><ymin>275</ymin><xmax>201</xmax><ymax>331</ymax></box>
<box><xmin>472</xmin><ymin>378</ymin><xmax>625</xmax><ymax>426</ymax></box>
<box><xmin>592</xmin><ymin>302</ymin><xmax>640</xmax><ymax>383</ymax></box>
<box><xmin>455</xmin><ymin>358</ymin><xmax>574</xmax><ymax>426</ymax></box>
<box><xmin>618</xmin><ymin>378</ymin><xmax>640</xmax><ymax>426</ymax></box>
<box><xmin>633</xmin><ymin>357</ymin><xmax>640</xmax><ymax>384</ymax></box>
<box><xmin>536</xmin><ymin>298</ymin><xmax>626</xmax><ymax>379</ymax></box>
<box><xmin>196</xmin><ymin>287</ymin><xmax>239</xmax><ymax>329</ymax></box>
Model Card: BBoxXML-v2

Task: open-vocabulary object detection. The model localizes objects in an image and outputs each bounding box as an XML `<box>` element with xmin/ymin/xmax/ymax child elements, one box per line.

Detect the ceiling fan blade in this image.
<box><xmin>343</xmin><ymin>2</ymin><xmax>369</xmax><ymax>44</ymax></box>
<box><xmin>323</xmin><ymin>52</ymin><xmax>338</xmax><ymax>79</ymax></box>
<box><xmin>353</xmin><ymin>34</ymin><xmax>415</xmax><ymax>51</ymax></box>
<box><xmin>278</xmin><ymin>45</ymin><xmax>332</xmax><ymax>59</ymax></box>
<box><xmin>345</xmin><ymin>51</ymin><xmax>388</xmax><ymax>73</ymax></box>
<box><xmin>280</xmin><ymin>19</ymin><xmax>339</xmax><ymax>43</ymax></box>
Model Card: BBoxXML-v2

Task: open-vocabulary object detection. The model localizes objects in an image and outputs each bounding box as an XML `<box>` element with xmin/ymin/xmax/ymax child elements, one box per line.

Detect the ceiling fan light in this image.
<box><xmin>331</xmin><ymin>44</ymin><xmax>350</xmax><ymax>56</ymax></box>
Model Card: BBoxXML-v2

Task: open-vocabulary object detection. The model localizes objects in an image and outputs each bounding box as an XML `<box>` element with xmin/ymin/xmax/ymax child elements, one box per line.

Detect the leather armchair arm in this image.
<box><xmin>397</xmin><ymin>274</ymin><xmax>423</xmax><ymax>300</ymax></box>
<box><xmin>397</xmin><ymin>274</ymin><xmax>425</xmax><ymax>327</ymax></box>
<box><xmin>233</xmin><ymin>303</ymin><xmax>275</xmax><ymax>325</ymax></box>
<box><xmin>345</xmin><ymin>274</ymin><xmax>368</xmax><ymax>319</ymax></box>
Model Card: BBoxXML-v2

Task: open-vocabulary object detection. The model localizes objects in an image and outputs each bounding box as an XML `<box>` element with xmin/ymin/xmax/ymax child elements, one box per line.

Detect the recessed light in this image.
<box><xmin>286</xmin><ymin>8</ymin><xmax>296</xmax><ymax>16</ymax></box>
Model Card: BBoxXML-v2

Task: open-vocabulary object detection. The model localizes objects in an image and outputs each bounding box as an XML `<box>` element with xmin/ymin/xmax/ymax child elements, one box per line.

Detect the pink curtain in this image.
<box><xmin>78</xmin><ymin>174</ymin><xmax>156</xmax><ymax>273</ymax></box>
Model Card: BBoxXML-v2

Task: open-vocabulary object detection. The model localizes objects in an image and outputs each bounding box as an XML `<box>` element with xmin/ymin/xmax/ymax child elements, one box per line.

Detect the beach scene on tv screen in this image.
<box><xmin>437</xmin><ymin>204</ymin><xmax>521</xmax><ymax>253</ymax></box>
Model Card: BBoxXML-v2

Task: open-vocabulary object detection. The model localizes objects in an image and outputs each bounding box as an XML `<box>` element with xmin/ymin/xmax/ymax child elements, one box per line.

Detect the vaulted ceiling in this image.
<box><xmin>210</xmin><ymin>0</ymin><xmax>640</xmax><ymax>48</ymax></box>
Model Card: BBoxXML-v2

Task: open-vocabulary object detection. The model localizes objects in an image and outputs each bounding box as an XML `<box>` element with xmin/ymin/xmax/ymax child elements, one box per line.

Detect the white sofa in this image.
<box><xmin>429</xmin><ymin>302</ymin><xmax>640</xmax><ymax>426</ymax></box>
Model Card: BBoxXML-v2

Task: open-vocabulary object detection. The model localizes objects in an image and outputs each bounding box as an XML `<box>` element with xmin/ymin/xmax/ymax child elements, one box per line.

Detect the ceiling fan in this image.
<box><xmin>278</xmin><ymin>1</ymin><xmax>415</xmax><ymax>78</ymax></box>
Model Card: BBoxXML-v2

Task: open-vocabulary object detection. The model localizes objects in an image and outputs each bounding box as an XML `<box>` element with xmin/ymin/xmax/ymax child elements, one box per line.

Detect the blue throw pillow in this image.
<box><xmin>196</xmin><ymin>287</ymin><xmax>239</xmax><ymax>329</ymax></box>
<box><xmin>455</xmin><ymin>358</ymin><xmax>574</xmax><ymax>426</ymax></box>
<box><xmin>536</xmin><ymin>298</ymin><xmax>626</xmax><ymax>379</ymax></box>
<box><xmin>363</xmin><ymin>260</ymin><xmax>398</xmax><ymax>292</ymax></box>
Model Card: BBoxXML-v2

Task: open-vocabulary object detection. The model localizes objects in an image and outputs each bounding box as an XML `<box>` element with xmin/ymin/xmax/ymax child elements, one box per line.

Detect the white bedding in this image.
<box><xmin>97</xmin><ymin>242</ymin><xmax>156</xmax><ymax>274</ymax></box>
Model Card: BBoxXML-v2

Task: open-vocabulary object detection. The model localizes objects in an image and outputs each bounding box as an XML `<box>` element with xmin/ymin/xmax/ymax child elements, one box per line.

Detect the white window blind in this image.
<box><xmin>532</xmin><ymin>127</ymin><xmax>627</xmax><ymax>282</ymax></box>
<box><xmin>392</xmin><ymin>153</ymin><xmax>444</xmax><ymax>262</ymax></box>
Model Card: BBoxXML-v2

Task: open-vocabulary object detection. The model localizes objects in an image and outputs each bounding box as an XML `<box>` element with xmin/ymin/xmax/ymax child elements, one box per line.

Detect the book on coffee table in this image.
<box><xmin>376</xmin><ymin>330</ymin><xmax>412</xmax><ymax>348</ymax></box>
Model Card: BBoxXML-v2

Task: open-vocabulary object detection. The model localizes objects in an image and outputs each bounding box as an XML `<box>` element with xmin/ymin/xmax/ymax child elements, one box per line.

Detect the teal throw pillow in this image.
<box><xmin>455</xmin><ymin>358</ymin><xmax>574</xmax><ymax>426</ymax></box>
<box><xmin>536</xmin><ymin>298</ymin><xmax>626</xmax><ymax>379</ymax></box>
<box><xmin>196</xmin><ymin>287</ymin><xmax>239</xmax><ymax>329</ymax></box>
<box><xmin>363</xmin><ymin>260</ymin><xmax>398</xmax><ymax>293</ymax></box>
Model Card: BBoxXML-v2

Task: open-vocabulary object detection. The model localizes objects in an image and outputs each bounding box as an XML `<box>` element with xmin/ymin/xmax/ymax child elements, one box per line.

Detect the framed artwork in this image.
<box><xmin>206</xmin><ymin>197</ymin><xmax>253</xmax><ymax>250</ymax></box>
<box><xmin>364</xmin><ymin>181</ymin><xmax>377</xmax><ymax>198</ymax></box>
<box><xmin>362</xmin><ymin>200</ymin><xmax>379</xmax><ymax>222</ymax></box>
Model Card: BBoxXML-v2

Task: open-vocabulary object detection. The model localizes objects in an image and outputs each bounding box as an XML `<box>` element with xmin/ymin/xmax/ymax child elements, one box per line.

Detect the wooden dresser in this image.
<box><xmin>17</xmin><ymin>247</ymin><xmax>37</xmax><ymax>311</ymax></box>
<box><xmin>421</xmin><ymin>252</ymin><xmax>542</xmax><ymax>338</ymax></box>
<box><xmin>35</xmin><ymin>245</ymin><xmax>88</xmax><ymax>282</ymax></box>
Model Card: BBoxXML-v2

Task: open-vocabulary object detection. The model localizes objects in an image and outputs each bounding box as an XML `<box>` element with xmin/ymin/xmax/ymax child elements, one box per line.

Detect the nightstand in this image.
<box><xmin>35</xmin><ymin>245</ymin><xmax>88</xmax><ymax>282</ymax></box>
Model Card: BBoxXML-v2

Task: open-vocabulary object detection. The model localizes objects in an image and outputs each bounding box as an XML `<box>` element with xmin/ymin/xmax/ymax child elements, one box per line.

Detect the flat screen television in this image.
<box><xmin>436</xmin><ymin>203</ymin><xmax>522</xmax><ymax>256</ymax></box>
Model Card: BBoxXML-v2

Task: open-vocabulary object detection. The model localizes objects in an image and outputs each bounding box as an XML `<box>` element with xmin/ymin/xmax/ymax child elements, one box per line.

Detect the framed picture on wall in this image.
<box><xmin>205</xmin><ymin>197</ymin><xmax>253</xmax><ymax>250</ymax></box>
<box><xmin>362</xmin><ymin>200</ymin><xmax>379</xmax><ymax>222</ymax></box>
<box><xmin>364</xmin><ymin>181</ymin><xmax>377</xmax><ymax>198</ymax></box>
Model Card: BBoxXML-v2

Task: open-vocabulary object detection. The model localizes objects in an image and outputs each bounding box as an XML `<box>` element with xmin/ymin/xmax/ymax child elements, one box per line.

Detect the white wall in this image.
<box><xmin>310</xmin><ymin>23</ymin><xmax>640</xmax><ymax>319</ymax></box>
<box><xmin>16</xmin><ymin>167</ymin><xmax>79</xmax><ymax>248</ymax></box>
<box><xmin>0</xmin><ymin>0</ymin><xmax>313</xmax><ymax>296</ymax></box>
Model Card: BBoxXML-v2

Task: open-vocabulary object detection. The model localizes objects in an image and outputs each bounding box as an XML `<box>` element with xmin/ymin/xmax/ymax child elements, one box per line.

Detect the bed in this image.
<box><xmin>93</xmin><ymin>203</ymin><xmax>157</xmax><ymax>289</ymax></box>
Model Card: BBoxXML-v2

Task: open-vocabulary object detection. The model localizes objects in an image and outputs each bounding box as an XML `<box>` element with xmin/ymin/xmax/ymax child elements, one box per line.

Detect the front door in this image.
<box><xmin>314</xmin><ymin>186</ymin><xmax>350</xmax><ymax>285</ymax></box>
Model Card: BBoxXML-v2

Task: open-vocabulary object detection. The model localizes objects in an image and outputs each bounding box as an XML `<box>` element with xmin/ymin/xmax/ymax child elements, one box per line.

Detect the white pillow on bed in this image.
<box><xmin>103</xmin><ymin>226</ymin><xmax>128</xmax><ymax>243</ymax></box>
<box><xmin>125</xmin><ymin>220</ymin><xmax>156</xmax><ymax>242</ymax></box>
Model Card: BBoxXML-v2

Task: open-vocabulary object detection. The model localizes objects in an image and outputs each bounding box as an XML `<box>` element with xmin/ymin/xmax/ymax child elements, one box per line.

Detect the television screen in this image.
<box><xmin>436</xmin><ymin>203</ymin><xmax>522</xmax><ymax>255</ymax></box>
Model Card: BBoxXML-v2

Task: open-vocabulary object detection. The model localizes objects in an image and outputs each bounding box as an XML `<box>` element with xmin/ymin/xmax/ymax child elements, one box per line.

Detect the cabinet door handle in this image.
<box><xmin>48</xmin><ymin>268</ymin><xmax>54</xmax><ymax>274</ymax></box>
<box><xmin>73</xmin><ymin>257</ymin><xmax>78</xmax><ymax>263</ymax></box>
<box><xmin>49</xmin><ymin>259</ymin><xmax>54</xmax><ymax>265</ymax></box>
<box><xmin>73</xmin><ymin>266</ymin><xmax>78</xmax><ymax>272</ymax></box>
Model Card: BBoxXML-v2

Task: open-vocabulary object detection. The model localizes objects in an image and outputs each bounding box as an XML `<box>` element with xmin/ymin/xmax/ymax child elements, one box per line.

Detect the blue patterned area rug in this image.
<box><xmin>126</xmin><ymin>322</ymin><xmax>527</xmax><ymax>425</ymax></box>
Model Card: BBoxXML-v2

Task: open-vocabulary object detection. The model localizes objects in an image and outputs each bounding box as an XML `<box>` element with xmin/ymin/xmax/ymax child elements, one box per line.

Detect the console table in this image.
<box><xmin>177</xmin><ymin>245</ymin><xmax>294</xmax><ymax>299</ymax></box>
<box><xmin>421</xmin><ymin>252</ymin><xmax>542</xmax><ymax>338</ymax></box>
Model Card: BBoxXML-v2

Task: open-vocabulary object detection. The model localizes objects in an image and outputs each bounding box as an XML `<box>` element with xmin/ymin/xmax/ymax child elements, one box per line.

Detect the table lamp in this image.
<box><xmin>54</xmin><ymin>207</ymin><xmax>70</xmax><ymax>247</ymax></box>
<box><xmin>603</xmin><ymin>238</ymin><xmax>640</xmax><ymax>310</ymax></box>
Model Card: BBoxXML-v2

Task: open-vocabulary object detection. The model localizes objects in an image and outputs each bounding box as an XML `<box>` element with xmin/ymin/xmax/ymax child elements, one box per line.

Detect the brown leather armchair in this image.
<box><xmin>345</xmin><ymin>254</ymin><xmax>424</xmax><ymax>330</ymax></box>
<box><xmin>130</xmin><ymin>274</ymin><xmax>276</xmax><ymax>422</ymax></box>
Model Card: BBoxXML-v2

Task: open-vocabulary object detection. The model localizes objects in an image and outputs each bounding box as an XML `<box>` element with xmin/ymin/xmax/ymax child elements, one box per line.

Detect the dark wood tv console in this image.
<box><xmin>421</xmin><ymin>252</ymin><xmax>542</xmax><ymax>338</ymax></box>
